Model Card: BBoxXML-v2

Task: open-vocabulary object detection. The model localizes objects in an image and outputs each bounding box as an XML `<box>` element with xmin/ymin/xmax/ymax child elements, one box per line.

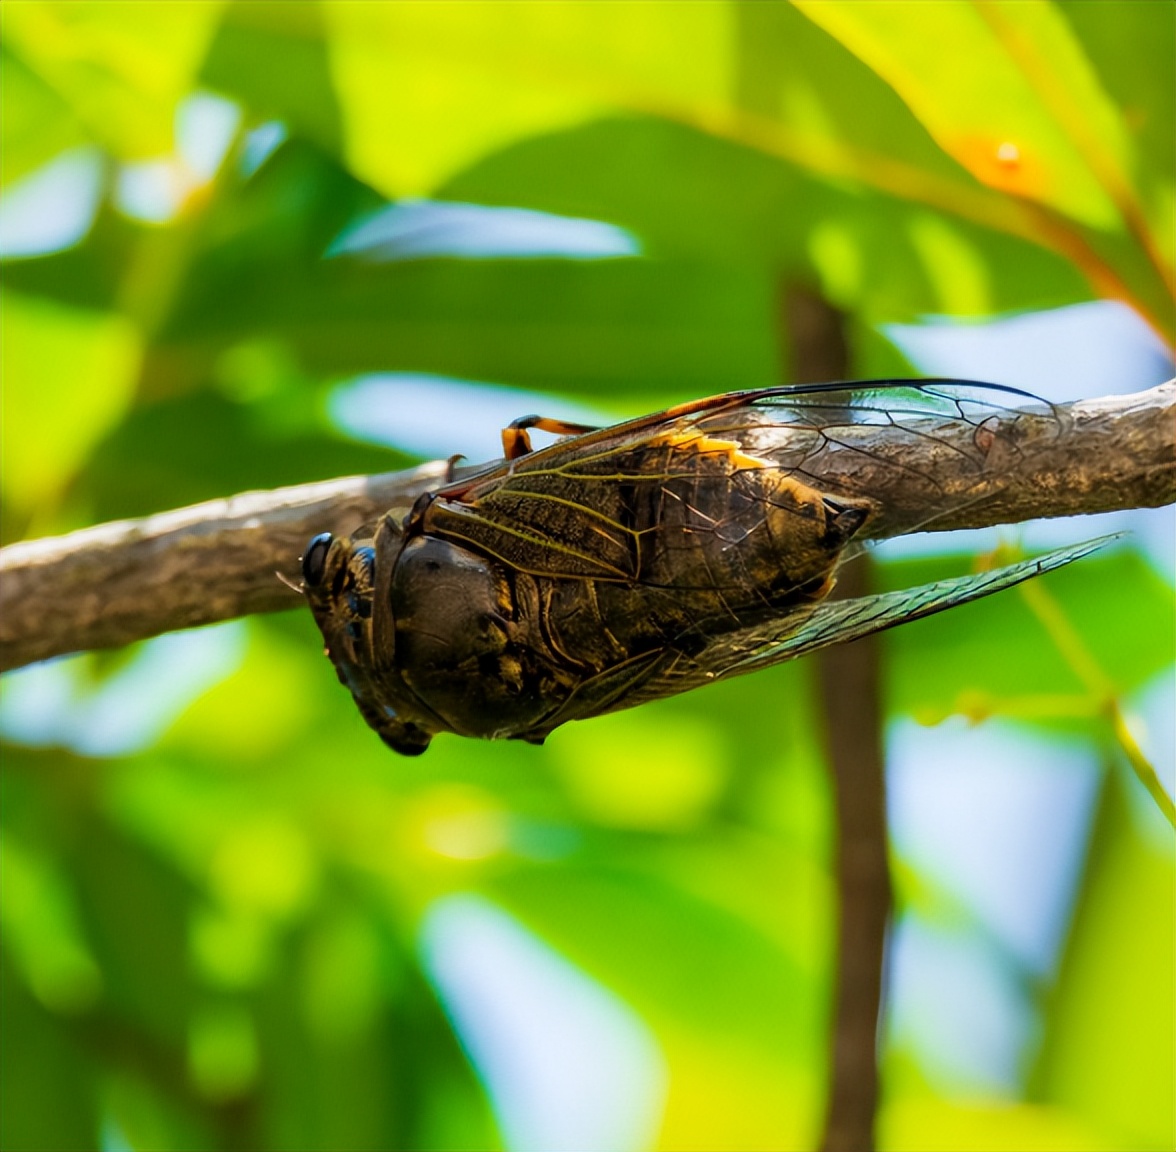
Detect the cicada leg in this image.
<box><xmin>502</xmin><ymin>415</ymin><xmax>599</xmax><ymax>459</ymax></box>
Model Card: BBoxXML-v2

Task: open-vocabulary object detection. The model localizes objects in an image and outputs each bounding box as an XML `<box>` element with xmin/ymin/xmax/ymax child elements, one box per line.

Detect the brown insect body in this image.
<box><xmin>304</xmin><ymin>381</ymin><xmax>1103</xmax><ymax>756</ymax></box>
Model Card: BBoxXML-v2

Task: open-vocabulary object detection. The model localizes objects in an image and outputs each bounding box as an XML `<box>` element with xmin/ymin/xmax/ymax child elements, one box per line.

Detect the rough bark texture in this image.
<box><xmin>784</xmin><ymin>286</ymin><xmax>888</xmax><ymax>1152</ymax></box>
<box><xmin>0</xmin><ymin>461</ymin><xmax>451</xmax><ymax>672</ymax></box>
<box><xmin>815</xmin><ymin>380</ymin><xmax>1176</xmax><ymax>540</ymax></box>
<box><xmin>1</xmin><ymin>382</ymin><xmax>1173</xmax><ymax>673</ymax></box>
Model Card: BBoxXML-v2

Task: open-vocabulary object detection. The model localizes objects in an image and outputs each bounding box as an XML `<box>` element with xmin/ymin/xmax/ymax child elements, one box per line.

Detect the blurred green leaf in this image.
<box><xmin>1</xmin><ymin>1</ymin><xmax>223</xmax><ymax>161</ymax></box>
<box><xmin>0</xmin><ymin>955</ymin><xmax>100</xmax><ymax>1151</ymax></box>
<box><xmin>1034</xmin><ymin>770</ymin><xmax>1176</xmax><ymax>1150</ymax></box>
<box><xmin>1059</xmin><ymin>0</ymin><xmax>1176</xmax><ymax>252</ymax></box>
<box><xmin>1</xmin><ymin>290</ymin><xmax>140</xmax><ymax>530</ymax></box>
<box><xmin>74</xmin><ymin>389</ymin><xmax>411</xmax><ymax>524</ymax></box>
<box><xmin>445</xmin><ymin>117</ymin><xmax>1091</xmax><ymax>325</ymax></box>
<box><xmin>878</xmin><ymin>1096</ymin><xmax>1115</xmax><ymax>1152</ymax></box>
<box><xmin>71</xmin><ymin>814</ymin><xmax>198</xmax><ymax>1049</ymax></box>
<box><xmin>880</xmin><ymin>547</ymin><xmax>1176</xmax><ymax>723</ymax></box>
<box><xmin>0</xmin><ymin>44</ymin><xmax>87</xmax><ymax>187</ymax></box>
<box><xmin>0</xmin><ymin>202</ymin><xmax>141</xmax><ymax>311</ymax></box>
<box><xmin>793</xmin><ymin>0</ymin><xmax>1130</xmax><ymax>231</ymax></box>
<box><xmin>324</xmin><ymin>1</ymin><xmax>727</xmax><ymax>197</ymax></box>
<box><xmin>199</xmin><ymin>1</ymin><xmax>343</xmax><ymax>153</ymax></box>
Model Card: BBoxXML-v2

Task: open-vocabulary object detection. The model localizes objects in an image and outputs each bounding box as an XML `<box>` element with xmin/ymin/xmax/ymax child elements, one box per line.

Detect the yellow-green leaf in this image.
<box><xmin>793</xmin><ymin>0</ymin><xmax>1131</xmax><ymax>230</ymax></box>
<box><xmin>1</xmin><ymin>291</ymin><xmax>140</xmax><ymax>523</ymax></box>
<box><xmin>1</xmin><ymin>1</ymin><xmax>224</xmax><ymax>161</ymax></box>
<box><xmin>324</xmin><ymin>0</ymin><xmax>733</xmax><ymax>197</ymax></box>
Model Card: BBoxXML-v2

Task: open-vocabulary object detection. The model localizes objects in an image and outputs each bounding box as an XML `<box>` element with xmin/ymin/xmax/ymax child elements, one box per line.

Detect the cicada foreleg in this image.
<box><xmin>502</xmin><ymin>415</ymin><xmax>600</xmax><ymax>460</ymax></box>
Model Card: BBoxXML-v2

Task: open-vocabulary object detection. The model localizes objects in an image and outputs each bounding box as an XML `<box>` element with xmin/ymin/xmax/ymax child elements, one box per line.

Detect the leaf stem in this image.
<box><xmin>1016</xmin><ymin>574</ymin><xmax>1174</xmax><ymax>831</ymax></box>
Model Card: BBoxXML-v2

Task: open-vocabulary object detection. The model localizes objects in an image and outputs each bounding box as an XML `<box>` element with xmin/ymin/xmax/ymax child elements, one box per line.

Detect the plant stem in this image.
<box><xmin>785</xmin><ymin>285</ymin><xmax>889</xmax><ymax>1152</ymax></box>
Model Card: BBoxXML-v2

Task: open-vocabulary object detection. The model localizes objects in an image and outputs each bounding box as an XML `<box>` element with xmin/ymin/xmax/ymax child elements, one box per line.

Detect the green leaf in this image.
<box><xmin>199</xmin><ymin>1</ymin><xmax>343</xmax><ymax>153</ymax></box>
<box><xmin>0</xmin><ymin>45</ymin><xmax>87</xmax><ymax>187</ymax></box>
<box><xmin>443</xmin><ymin>117</ymin><xmax>1090</xmax><ymax>323</ymax></box>
<box><xmin>0</xmin><ymin>290</ymin><xmax>140</xmax><ymax>531</ymax></box>
<box><xmin>324</xmin><ymin>0</ymin><xmax>729</xmax><ymax>197</ymax></box>
<box><xmin>794</xmin><ymin>0</ymin><xmax>1130</xmax><ymax>231</ymax></box>
<box><xmin>75</xmin><ymin>390</ymin><xmax>411</xmax><ymax>524</ymax></box>
<box><xmin>0</xmin><ymin>954</ymin><xmax>100</xmax><ymax>1151</ymax></box>
<box><xmin>879</xmin><ymin>1096</ymin><xmax>1116</xmax><ymax>1152</ymax></box>
<box><xmin>1058</xmin><ymin>0</ymin><xmax>1176</xmax><ymax>260</ymax></box>
<box><xmin>0</xmin><ymin>201</ymin><xmax>141</xmax><ymax>311</ymax></box>
<box><xmin>1</xmin><ymin>1</ymin><xmax>223</xmax><ymax>161</ymax></box>
<box><xmin>1033</xmin><ymin>770</ymin><xmax>1176</xmax><ymax>1149</ymax></box>
<box><xmin>879</xmin><ymin>547</ymin><xmax>1175</xmax><ymax>724</ymax></box>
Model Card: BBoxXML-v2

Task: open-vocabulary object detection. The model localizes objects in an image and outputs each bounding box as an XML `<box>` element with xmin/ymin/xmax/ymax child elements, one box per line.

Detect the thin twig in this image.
<box><xmin>1017</xmin><ymin>576</ymin><xmax>1176</xmax><ymax>831</ymax></box>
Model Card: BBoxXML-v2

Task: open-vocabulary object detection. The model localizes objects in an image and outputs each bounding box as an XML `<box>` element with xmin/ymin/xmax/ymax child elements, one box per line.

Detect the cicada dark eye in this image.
<box><xmin>302</xmin><ymin>532</ymin><xmax>333</xmax><ymax>586</ymax></box>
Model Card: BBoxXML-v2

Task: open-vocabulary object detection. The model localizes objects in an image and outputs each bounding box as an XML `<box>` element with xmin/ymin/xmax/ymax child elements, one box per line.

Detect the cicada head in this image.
<box><xmin>301</xmin><ymin>516</ymin><xmax>437</xmax><ymax>756</ymax></box>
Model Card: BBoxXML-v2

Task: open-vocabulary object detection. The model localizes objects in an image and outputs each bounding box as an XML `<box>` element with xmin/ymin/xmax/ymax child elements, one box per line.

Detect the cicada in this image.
<box><xmin>303</xmin><ymin>380</ymin><xmax>1104</xmax><ymax>756</ymax></box>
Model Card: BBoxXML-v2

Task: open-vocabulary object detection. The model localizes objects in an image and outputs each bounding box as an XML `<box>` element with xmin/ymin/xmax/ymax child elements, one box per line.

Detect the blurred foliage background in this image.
<box><xmin>0</xmin><ymin>2</ymin><xmax>1173</xmax><ymax>1150</ymax></box>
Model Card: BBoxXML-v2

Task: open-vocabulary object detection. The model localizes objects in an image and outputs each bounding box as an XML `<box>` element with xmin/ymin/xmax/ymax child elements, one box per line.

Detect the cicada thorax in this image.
<box><xmin>386</xmin><ymin>534</ymin><xmax>580</xmax><ymax>741</ymax></box>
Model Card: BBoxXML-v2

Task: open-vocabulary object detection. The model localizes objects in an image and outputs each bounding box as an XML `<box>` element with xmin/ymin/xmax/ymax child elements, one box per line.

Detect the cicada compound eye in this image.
<box><xmin>302</xmin><ymin>532</ymin><xmax>333</xmax><ymax>587</ymax></box>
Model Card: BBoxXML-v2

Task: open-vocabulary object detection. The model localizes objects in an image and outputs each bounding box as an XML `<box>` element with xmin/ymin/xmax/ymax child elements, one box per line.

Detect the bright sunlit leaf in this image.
<box><xmin>0</xmin><ymin>290</ymin><xmax>140</xmax><ymax>520</ymax></box>
<box><xmin>794</xmin><ymin>0</ymin><xmax>1131</xmax><ymax>230</ymax></box>
<box><xmin>1</xmin><ymin>1</ymin><xmax>224</xmax><ymax>161</ymax></box>
<box><xmin>324</xmin><ymin>0</ymin><xmax>732</xmax><ymax>196</ymax></box>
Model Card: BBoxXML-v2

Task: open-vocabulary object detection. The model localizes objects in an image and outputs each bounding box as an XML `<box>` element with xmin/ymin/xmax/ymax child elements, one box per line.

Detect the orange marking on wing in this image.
<box><xmin>648</xmin><ymin>427</ymin><xmax>768</xmax><ymax>471</ymax></box>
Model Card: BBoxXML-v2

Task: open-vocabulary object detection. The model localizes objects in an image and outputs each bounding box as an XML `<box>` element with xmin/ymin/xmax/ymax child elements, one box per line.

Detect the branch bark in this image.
<box><xmin>1</xmin><ymin>382</ymin><xmax>1173</xmax><ymax>674</ymax></box>
<box><xmin>0</xmin><ymin>461</ymin><xmax>451</xmax><ymax>672</ymax></box>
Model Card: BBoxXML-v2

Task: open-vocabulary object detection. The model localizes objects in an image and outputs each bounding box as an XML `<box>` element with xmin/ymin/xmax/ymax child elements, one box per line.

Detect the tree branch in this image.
<box><xmin>0</xmin><ymin>461</ymin><xmax>451</xmax><ymax>672</ymax></box>
<box><xmin>1</xmin><ymin>383</ymin><xmax>1173</xmax><ymax>674</ymax></box>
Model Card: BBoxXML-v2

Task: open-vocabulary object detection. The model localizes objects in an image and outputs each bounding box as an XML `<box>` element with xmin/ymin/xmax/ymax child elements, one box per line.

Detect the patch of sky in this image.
<box><xmin>877</xmin><ymin>300</ymin><xmax>1175</xmax><ymax>580</ymax></box>
<box><xmin>887</xmin><ymin>717</ymin><xmax>1102</xmax><ymax>980</ymax></box>
<box><xmin>115</xmin><ymin>91</ymin><xmax>241</xmax><ymax>224</ymax></box>
<box><xmin>884</xmin><ymin>718</ymin><xmax>1103</xmax><ymax>1098</ymax></box>
<box><xmin>239</xmin><ymin>121</ymin><xmax>288</xmax><ymax>179</ymax></box>
<box><xmin>884</xmin><ymin>299</ymin><xmax>1172</xmax><ymax>402</ymax></box>
<box><xmin>176</xmin><ymin>92</ymin><xmax>242</xmax><ymax>182</ymax></box>
<box><xmin>114</xmin><ymin>161</ymin><xmax>186</xmax><ymax>224</ymax></box>
<box><xmin>420</xmin><ymin>894</ymin><xmax>666</xmax><ymax>1152</ymax></box>
<box><xmin>0</xmin><ymin>147</ymin><xmax>104</xmax><ymax>259</ymax></box>
<box><xmin>0</xmin><ymin>622</ymin><xmax>246</xmax><ymax>758</ymax></box>
<box><xmin>327</xmin><ymin>199</ymin><xmax>641</xmax><ymax>263</ymax></box>
<box><xmin>329</xmin><ymin>373</ymin><xmax>617</xmax><ymax>463</ymax></box>
<box><xmin>885</xmin><ymin>914</ymin><xmax>1039</xmax><ymax>1097</ymax></box>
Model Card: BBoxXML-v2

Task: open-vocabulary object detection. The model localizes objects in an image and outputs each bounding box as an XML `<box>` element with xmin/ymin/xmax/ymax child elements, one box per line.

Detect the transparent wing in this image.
<box><xmin>424</xmin><ymin>379</ymin><xmax>1064</xmax><ymax>581</ymax></box>
<box><xmin>697</xmin><ymin>378</ymin><xmax>1064</xmax><ymax>542</ymax></box>
<box><xmin>610</xmin><ymin>535</ymin><xmax>1118</xmax><ymax>712</ymax></box>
